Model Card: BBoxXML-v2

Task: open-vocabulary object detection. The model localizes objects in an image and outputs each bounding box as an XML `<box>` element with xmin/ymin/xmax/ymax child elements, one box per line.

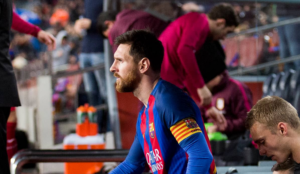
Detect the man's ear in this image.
<box><xmin>139</xmin><ymin>58</ymin><xmax>150</xmax><ymax>74</ymax></box>
<box><xmin>277</xmin><ymin>122</ymin><xmax>288</xmax><ymax>135</ymax></box>
<box><xmin>216</xmin><ymin>18</ymin><xmax>226</xmax><ymax>27</ymax></box>
<box><xmin>104</xmin><ymin>20</ymin><xmax>115</xmax><ymax>27</ymax></box>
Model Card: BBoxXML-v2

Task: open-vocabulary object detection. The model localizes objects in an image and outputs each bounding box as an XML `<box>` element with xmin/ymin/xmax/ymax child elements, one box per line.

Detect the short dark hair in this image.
<box><xmin>115</xmin><ymin>29</ymin><xmax>164</xmax><ymax>73</ymax></box>
<box><xmin>208</xmin><ymin>3</ymin><xmax>239</xmax><ymax>27</ymax></box>
<box><xmin>97</xmin><ymin>11</ymin><xmax>118</xmax><ymax>38</ymax></box>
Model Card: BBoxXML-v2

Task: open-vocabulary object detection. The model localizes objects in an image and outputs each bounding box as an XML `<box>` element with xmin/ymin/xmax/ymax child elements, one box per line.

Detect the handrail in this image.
<box><xmin>228</xmin><ymin>54</ymin><xmax>300</xmax><ymax>76</ymax></box>
<box><xmin>11</xmin><ymin>149</ymin><xmax>129</xmax><ymax>174</ymax></box>
<box><xmin>51</xmin><ymin>63</ymin><xmax>105</xmax><ymax>80</ymax></box>
<box><xmin>228</xmin><ymin>16</ymin><xmax>300</xmax><ymax>38</ymax></box>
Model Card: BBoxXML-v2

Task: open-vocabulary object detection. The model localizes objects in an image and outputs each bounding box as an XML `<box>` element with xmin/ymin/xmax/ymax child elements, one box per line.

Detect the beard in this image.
<box><xmin>114</xmin><ymin>68</ymin><xmax>141</xmax><ymax>93</ymax></box>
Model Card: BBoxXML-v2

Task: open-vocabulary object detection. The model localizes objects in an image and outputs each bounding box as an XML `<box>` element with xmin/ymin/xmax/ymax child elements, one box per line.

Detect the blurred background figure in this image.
<box><xmin>74</xmin><ymin>0</ymin><xmax>109</xmax><ymax>133</ymax></box>
<box><xmin>51</xmin><ymin>30</ymin><xmax>71</xmax><ymax>73</ymax></box>
<box><xmin>97</xmin><ymin>9</ymin><xmax>169</xmax><ymax>52</ymax></box>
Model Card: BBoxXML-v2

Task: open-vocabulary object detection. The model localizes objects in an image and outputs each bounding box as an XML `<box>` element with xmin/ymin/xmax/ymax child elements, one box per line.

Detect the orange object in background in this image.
<box><xmin>63</xmin><ymin>134</ymin><xmax>105</xmax><ymax>174</ymax></box>
<box><xmin>49</xmin><ymin>9</ymin><xmax>69</xmax><ymax>27</ymax></box>
<box><xmin>64</xmin><ymin>104</ymin><xmax>104</xmax><ymax>174</ymax></box>
<box><xmin>76</xmin><ymin>104</ymin><xmax>98</xmax><ymax>137</ymax></box>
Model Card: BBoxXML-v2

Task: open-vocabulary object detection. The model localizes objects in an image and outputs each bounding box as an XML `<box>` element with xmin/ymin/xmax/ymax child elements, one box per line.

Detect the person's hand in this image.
<box><xmin>197</xmin><ymin>86</ymin><xmax>212</xmax><ymax>107</ymax></box>
<box><xmin>207</xmin><ymin>125</ymin><xmax>218</xmax><ymax>134</ymax></box>
<box><xmin>37</xmin><ymin>30</ymin><xmax>56</xmax><ymax>51</ymax></box>
<box><xmin>205</xmin><ymin>106</ymin><xmax>227</xmax><ymax>128</ymax></box>
<box><xmin>216</xmin><ymin>121</ymin><xmax>227</xmax><ymax>132</ymax></box>
<box><xmin>74</xmin><ymin>18</ymin><xmax>91</xmax><ymax>34</ymax></box>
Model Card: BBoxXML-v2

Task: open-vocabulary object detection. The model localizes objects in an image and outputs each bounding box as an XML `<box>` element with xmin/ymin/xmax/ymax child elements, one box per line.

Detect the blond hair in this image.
<box><xmin>246</xmin><ymin>96</ymin><xmax>300</xmax><ymax>131</ymax></box>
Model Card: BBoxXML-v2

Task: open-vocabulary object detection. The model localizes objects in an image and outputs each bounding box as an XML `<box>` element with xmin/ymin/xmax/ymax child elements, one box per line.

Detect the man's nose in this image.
<box><xmin>259</xmin><ymin>147</ymin><xmax>266</xmax><ymax>156</ymax></box>
<box><xmin>110</xmin><ymin>61</ymin><xmax>116</xmax><ymax>72</ymax></box>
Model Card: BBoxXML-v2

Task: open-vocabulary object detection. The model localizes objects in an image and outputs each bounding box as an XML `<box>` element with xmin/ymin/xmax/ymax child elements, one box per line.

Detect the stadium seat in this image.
<box><xmin>293</xmin><ymin>85</ymin><xmax>300</xmax><ymax>114</ymax></box>
<box><xmin>276</xmin><ymin>69</ymin><xmax>295</xmax><ymax>99</ymax></box>
<box><xmin>262</xmin><ymin>73</ymin><xmax>276</xmax><ymax>97</ymax></box>
<box><xmin>270</xmin><ymin>72</ymin><xmax>284</xmax><ymax>96</ymax></box>
<box><xmin>288</xmin><ymin>70</ymin><xmax>300</xmax><ymax>104</ymax></box>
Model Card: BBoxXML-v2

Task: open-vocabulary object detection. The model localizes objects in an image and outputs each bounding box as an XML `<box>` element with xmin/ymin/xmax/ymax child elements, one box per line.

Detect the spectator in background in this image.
<box><xmin>276</xmin><ymin>4</ymin><xmax>300</xmax><ymax>71</ymax></box>
<box><xmin>195</xmin><ymin>38</ymin><xmax>253</xmax><ymax>140</ymax></box>
<box><xmin>204</xmin><ymin>71</ymin><xmax>253</xmax><ymax>140</ymax></box>
<box><xmin>159</xmin><ymin>3</ymin><xmax>238</xmax><ymax>129</ymax></box>
<box><xmin>52</xmin><ymin>30</ymin><xmax>71</xmax><ymax>72</ymax></box>
<box><xmin>97</xmin><ymin>9</ymin><xmax>169</xmax><ymax>52</ymax></box>
<box><xmin>50</xmin><ymin>7</ymin><xmax>70</xmax><ymax>34</ymax></box>
<box><xmin>74</xmin><ymin>0</ymin><xmax>108</xmax><ymax>133</ymax></box>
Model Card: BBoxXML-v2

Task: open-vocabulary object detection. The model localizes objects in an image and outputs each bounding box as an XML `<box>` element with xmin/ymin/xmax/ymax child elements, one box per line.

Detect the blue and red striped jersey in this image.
<box><xmin>134</xmin><ymin>79</ymin><xmax>215</xmax><ymax>174</ymax></box>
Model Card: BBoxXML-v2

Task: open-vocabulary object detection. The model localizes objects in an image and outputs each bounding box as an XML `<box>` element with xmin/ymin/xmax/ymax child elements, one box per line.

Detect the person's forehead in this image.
<box><xmin>250</xmin><ymin>122</ymin><xmax>269</xmax><ymax>139</ymax></box>
<box><xmin>114</xmin><ymin>44</ymin><xmax>131</xmax><ymax>59</ymax></box>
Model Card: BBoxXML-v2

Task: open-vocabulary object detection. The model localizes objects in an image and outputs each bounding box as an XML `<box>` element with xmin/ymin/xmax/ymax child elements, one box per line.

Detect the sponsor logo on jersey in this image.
<box><xmin>146</xmin><ymin>149</ymin><xmax>164</xmax><ymax>172</ymax></box>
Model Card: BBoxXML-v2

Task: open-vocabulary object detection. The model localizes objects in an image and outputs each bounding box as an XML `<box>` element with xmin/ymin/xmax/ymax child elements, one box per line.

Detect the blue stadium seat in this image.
<box><xmin>276</xmin><ymin>69</ymin><xmax>295</xmax><ymax>100</ymax></box>
<box><xmin>288</xmin><ymin>70</ymin><xmax>300</xmax><ymax>104</ymax></box>
<box><xmin>270</xmin><ymin>72</ymin><xmax>284</xmax><ymax>96</ymax></box>
<box><xmin>262</xmin><ymin>74</ymin><xmax>276</xmax><ymax>97</ymax></box>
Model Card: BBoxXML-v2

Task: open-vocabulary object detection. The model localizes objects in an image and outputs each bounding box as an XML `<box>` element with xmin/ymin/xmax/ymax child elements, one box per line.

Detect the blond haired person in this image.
<box><xmin>246</xmin><ymin>96</ymin><xmax>300</xmax><ymax>173</ymax></box>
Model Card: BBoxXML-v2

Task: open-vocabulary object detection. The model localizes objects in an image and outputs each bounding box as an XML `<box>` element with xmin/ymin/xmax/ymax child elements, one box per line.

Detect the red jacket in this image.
<box><xmin>109</xmin><ymin>9</ymin><xmax>168</xmax><ymax>52</ymax></box>
<box><xmin>159</xmin><ymin>12</ymin><xmax>210</xmax><ymax>102</ymax></box>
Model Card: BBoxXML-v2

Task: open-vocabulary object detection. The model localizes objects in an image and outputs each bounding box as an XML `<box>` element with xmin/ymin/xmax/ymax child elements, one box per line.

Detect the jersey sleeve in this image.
<box><xmin>110</xmin><ymin>135</ymin><xmax>146</xmax><ymax>174</ymax></box>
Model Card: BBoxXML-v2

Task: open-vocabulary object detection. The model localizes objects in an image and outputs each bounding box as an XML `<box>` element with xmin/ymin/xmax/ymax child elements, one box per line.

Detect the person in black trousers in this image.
<box><xmin>0</xmin><ymin>0</ymin><xmax>21</xmax><ymax>173</ymax></box>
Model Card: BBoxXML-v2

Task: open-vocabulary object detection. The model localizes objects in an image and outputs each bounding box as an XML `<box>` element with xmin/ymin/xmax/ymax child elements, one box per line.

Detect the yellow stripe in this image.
<box><xmin>174</xmin><ymin>128</ymin><xmax>191</xmax><ymax>141</ymax></box>
<box><xmin>175</xmin><ymin>128</ymin><xmax>201</xmax><ymax>141</ymax></box>
<box><xmin>170</xmin><ymin>120</ymin><xmax>184</xmax><ymax>132</ymax></box>
<box><xmin>173</xmin><ymin>126</ymin><xmax>201</xmax><ymax>138</ymax></box>
<box><xmin>213</xmin><ymin>166</ymin><xmax>217</xmax><ymax>174</ymax></box>
<box><xmin>171</xmin><ymin>123</ymin><xmax>186</xmax><ymax>135</ymax></box>
<box><xmin>178</xmin><ymin>130</ymin><xmax>202</xmax><ymax>144</ymax></box>
<box><xmin>173</xmin><ymin>127</ymin><xmax>189</xmax><ymax>138</ymax></box>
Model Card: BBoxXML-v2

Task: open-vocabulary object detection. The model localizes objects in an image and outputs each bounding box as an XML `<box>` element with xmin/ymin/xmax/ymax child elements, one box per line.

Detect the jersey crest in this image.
<box><xmin>149</xmin><ymin>122</ymin><xmax>155</xmax><ymax>138</ymax></box>
<box><xmin>185</xmin><ymin>119</ymin><xmax>198</xmax><ymax>129</ymax></box>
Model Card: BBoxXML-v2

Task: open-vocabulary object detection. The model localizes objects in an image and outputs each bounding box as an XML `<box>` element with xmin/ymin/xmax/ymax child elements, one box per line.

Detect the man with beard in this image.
<box><xmin>246</xmin><ymin>96</ymin><xmax>300</xmax><ymax>171</ymax></box>
<box><xmin>109</xmin><ymin>30</ymin><xmax>215</xmax><ymax>174</ymax></box>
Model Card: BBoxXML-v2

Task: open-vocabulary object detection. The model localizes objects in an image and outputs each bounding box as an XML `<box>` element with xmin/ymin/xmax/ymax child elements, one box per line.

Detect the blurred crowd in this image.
<box><xmin>9</xmin><ymin>1</ymin><xmax>285</xmax><ymax>73</ymax></box>
<box><xmin>10</xmin><ymin>0</ymin><xmax>299</xmax><ymax>115</ymax></box>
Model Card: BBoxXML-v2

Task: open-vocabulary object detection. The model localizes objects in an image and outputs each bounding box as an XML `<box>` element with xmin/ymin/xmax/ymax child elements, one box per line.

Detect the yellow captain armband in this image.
<box><xmin>170</xmin><ymin>118</ymin><xmax>202</xmax><ymax>144</ymax></box>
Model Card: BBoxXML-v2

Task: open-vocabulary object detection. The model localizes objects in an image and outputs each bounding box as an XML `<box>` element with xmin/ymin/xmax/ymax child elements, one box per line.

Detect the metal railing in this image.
<box><xmin>229</xmin><ymin>54</ymin><xmax>300</xmax><ymax>76</ymax></box>
<box><xmin>226</xmin><ymin>16</ymin><xmax>300</xmax><ymax>76</ymax></box>
<box><xmin>228</xmin><ymin>16</ymin><xmax>300</xmax><ymax>38</ymax></box>
<box><xmin>11</xmin><ymin>149</ymin><xmax>129</xmax><ymax>174</ymax></box>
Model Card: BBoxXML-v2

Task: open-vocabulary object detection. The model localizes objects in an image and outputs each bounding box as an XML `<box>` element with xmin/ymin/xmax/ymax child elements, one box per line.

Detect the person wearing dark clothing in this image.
<box><xmin>0</xmin><ymin>0</ymin><xmax>21</xmax><ymax>173</ymax></box>
<box><xmin>195</xmin><ymin>39</ymin><xmax>252</xmax><ymax>139</ymax></box>
<box><xmin>205</xmin><ymin>71</ymin><xmax>253</xmax><ymax>140</ymax></box>
<box><xmin>74</xmin><ymin>0</ymin><xmax>108</xmax><ymax>133</ymax></box>
<box><xmin>274</xmin><ymin>4</ymin><xmax>300</xmax><ymax>71</ymax></box>
<box><xmin>195</xmin><ymin>39</ymin><xmax>227</xmax><ymax>84</ymax></box>
<box><xmin>97</xmin><ymin>9</ymin><xmax>169</xmax><ymax>52</ymax></box>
